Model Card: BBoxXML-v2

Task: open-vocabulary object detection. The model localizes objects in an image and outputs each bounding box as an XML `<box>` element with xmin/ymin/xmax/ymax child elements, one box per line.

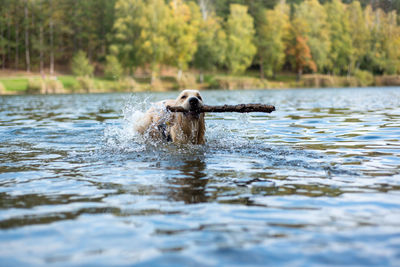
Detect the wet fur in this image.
<box><xmin>135</xmin><ymin>90</ymin><xmax>206</xmax><ymax>144</ymax></box>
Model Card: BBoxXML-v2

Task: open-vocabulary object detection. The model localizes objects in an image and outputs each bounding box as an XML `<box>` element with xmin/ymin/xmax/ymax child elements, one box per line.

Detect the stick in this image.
<box><xmin>167</xmin><ymin>104</ymin><xmax>275</xmax><ymax>113</ymax></box>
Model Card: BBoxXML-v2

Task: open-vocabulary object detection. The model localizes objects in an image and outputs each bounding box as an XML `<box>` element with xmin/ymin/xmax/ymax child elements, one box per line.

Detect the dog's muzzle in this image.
<box><xmin>186</xmin><ymin>97</ymin><xmax>202</xmax><ymax>118</ymax></box>
<box><xmin>188</xmin><ymin>97</ymin><xmax>202</xmax><ymax>111</ymax></box>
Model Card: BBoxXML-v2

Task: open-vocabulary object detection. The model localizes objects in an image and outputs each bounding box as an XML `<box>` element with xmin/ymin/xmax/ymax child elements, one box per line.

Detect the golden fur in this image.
<box><xmin>135</xmin><ymin>90</ymin><xmax>206</xmax><ymax>144</ymax></box>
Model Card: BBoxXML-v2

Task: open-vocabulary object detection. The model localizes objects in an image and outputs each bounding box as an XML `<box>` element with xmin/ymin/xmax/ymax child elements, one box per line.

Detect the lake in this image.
<box><xmin>1</xmin><ymin>88</ymin><xmax>400</xmax><ymax>266</ymax></box>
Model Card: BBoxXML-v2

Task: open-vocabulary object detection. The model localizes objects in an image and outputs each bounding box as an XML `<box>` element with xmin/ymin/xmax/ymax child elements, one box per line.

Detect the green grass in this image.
<box><xmin>58</xmin><ymin>75</ymin><xmax>78</xmax><ymax>89</ymax></box>
<box><xmin>93</xmin><ymin>77</ymin><xmax>115</xmax><ymax>90</ymax></box>
<box><xmin>271</xmin><ymin>73</ymin><xmax>297</xmax><ymax>83</ymax></box>
<box><xmin>0</xmin><ymin>75</ymin><xmax>84</xmax><ymax>92</ymax></box>
<box><xmin>0</xmin><ymin>78</ymin><xmax>29</xmax><ymax>91</ymax></box>
<box><xmin>0</xmin><ymin>72</ymin><xmax>299</xmax><ymax>93</ymax></box>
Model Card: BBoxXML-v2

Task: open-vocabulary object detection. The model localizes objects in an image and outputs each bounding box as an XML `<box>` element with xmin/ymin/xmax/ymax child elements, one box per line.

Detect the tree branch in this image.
<box><xmin>167</xmin><ymin>104</ymin><xmax>275</xmax><ymax>113</ymax></box>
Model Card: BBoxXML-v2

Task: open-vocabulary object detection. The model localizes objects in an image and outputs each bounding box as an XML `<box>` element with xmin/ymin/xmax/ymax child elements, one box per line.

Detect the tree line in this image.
<box><xmin>1</xmin><ymin>0</ymin><xmax>400</xmax><ymax>81</ymax></box>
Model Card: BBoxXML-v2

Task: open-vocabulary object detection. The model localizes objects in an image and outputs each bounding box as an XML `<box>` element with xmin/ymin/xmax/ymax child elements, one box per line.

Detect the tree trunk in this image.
<box><xmin>199</xmin><ymin>72</ymin><xmax>204</xmax><ymax>84</ymax></box>
<box><xmin>49</xmin><ymin>0</ymin><xmax>54</xmax><ymax>75</ymax></box>
<box><xmin>151</xmin><ymin>70</ymin><xmax>156</xmax><ymax>85</ymax></box>
<box><xmin>1</xmin><ymin>20</ymin><xmax>4</xmax><ymax>69</ymax></box>
<box><xmin>259</xmin><ymin>56</ymin><xmax>264</xmax><ymax>80</ymax></box>
<box><xmin>24</xmin><ymin>0</ymin><xmax>30</xmax><ymax>73</ymax></box>
<box><xmin>198</xmin><ymin>0</ymin><xmax>209</xmax><ymax>20</ymax></box>
<box><xmin>15</xmin><ymin>21</ymin><xmax>19</xmax><ymax>70</ymax></box>
<box><xmin>177</xmin><ymin>69</ymin><xmax>182</xmax><ymax>81</ymax></box>
<box><xmin>39</xmin><ymin>24</ymin><xmax>44</xmax><ymax>75</ymax></box>
<box><xmin>296</xmin><ymin>69</ymin><xmax>302</xmax><ymax>82</ymax></box>
<box><xmin>7</xmin><ymin>18</ymin><xmax>11</xmax><ymax>69</ymax></box>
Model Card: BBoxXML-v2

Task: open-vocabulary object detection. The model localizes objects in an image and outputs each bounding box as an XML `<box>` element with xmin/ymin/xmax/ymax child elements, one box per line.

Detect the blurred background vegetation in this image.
<box><xmin>1</xmin><ymin>0</ymin><xmax>400</xmax><ymax>93</ymax></box>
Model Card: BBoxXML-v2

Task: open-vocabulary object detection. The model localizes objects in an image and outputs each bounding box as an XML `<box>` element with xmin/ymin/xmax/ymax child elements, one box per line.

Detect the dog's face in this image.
<box><xmin>175</xmin><ymin>90</ymin><xmax>203</xmax><ymax>112</ymax></box>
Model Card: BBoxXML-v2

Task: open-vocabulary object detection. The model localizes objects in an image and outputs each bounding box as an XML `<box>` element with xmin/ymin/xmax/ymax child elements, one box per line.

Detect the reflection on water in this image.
<box><xmin>167</xmin><ymin>159</ymin><xmax>208</xmax><ymax>204</ymax></box>
<box><xmin>1</xmin><ymin>88</ymin><xmax>400</xmax><ymax>266</ymax></box>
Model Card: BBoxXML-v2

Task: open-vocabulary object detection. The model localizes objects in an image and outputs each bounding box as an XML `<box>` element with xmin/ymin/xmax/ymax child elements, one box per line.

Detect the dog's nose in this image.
<box><xmin>189</xmin><ymin>97</ymin><xmax>199</xmax><ymax>106</ymax></box>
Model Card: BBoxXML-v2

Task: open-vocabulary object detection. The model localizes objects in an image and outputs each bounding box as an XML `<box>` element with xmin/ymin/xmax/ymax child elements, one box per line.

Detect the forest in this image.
<box><xmin>1</xmin><ymin>0</ymin><xmax>400</xmax><ymax>92</ymax></box>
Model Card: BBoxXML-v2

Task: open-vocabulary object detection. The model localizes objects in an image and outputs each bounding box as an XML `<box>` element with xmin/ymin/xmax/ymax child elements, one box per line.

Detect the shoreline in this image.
<box><xmin>1</xmin><ymin>70</ymin><xmax>400</xmax><ymax>95</ymax></box>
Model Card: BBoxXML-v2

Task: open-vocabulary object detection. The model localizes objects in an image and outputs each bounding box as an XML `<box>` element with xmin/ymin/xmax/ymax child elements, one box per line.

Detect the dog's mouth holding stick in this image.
<box><xmin>184</xmin><ymin>97</ymin><xmax>203</xmax><ymax>119</ymax></box>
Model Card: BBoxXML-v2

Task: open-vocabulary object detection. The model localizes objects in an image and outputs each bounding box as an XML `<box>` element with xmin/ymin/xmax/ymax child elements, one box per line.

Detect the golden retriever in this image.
<box><xmin>135</xmin><ymin>90</ymin><xmax>205</xmax><ymax>144</ymax></box>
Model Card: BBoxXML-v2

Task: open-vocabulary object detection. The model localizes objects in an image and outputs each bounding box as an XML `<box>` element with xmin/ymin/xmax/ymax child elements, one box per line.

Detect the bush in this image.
<box><xmin>104</xmin><ymin>55</ymin><xmax>123</xmax><ymax>80</ymax></box>
<box><xmin>71</xmin><ymin>50</ymin><xmax>94</xmax><ymax>77</ymax></box>
<box><xmin>354</xmin><ymin>69</ymin><xmax>374</xmax><ymax>87</ymax></box>
<box><xmin>27</xmin><ymin>78</ymin><xmax>65</xmax><ymax>94</ymax></box>
<box><xmin>45</xmin><ymin>78</ymin><xmax>64</xmax><ymax>93</ymax></box>
<box><xmin>75</xmin><ymin>76</ymin><xmax>95</xmax><ymax>92</ymax></box>
<box><xmin>301</xmin><ymin>74</ymin><xmax>334</xmax><ymax>88</ymax></box>
<box><xmin>27</xmin><ymin>78</ymin><xmax>45</xmax><ymax>93</ymax></box>
<box><xmin>375</xmin><ymin>75</ymin><xmax>400</xmax><ymax>86</ymax></box>
<box><xmin>178</xmin><ymin>72</ymin><xmax>197</xmax><ymax>89</ymax></box>
<box><xmin>150</xmin><ymin>78</ymin><xmax>165</xmax><ymax>91</ymax></box>
<box><xmin>335</xmin><ymin>76</ymin><xmax>358</xmax><ymax>87</ymax></box>
<box><xmin>110</xmin><ymin>77</ymin><xmax>140</xmax><ymax>92</ymax></box>
<box><xmin>213</xmin><ymin>76</ymin><xmax>269</xmax><ymax>90</ymax></box>
<box><xmin>0</xmin><ymin>81</ymin><xmax>5</xmax><ymax>94</ymax></box>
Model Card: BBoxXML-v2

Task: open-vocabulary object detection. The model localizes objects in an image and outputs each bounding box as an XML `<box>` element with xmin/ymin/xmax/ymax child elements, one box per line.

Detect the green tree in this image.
<box><xmin>192</xmin><ymin>7</ymin><xmax>227</xmax><ymax>82</ymax></box>
<box><xmin>364</xmin><ymin>6</ymin><xmax>400</xmax><ymax>74</ymax></box>
<box><xmin>257</xmin><ymin>0</ymin><xmax>290</xmax><ymax>78</ymax></box>
<box><xmin>167</xmin><ymin>0</ymin><xmax>200</xmax><ymax>81</ymax></box>
<box><xmin>380</xmin><ymin>10</ymin><xmax>400</xmax><ymax>74</ymax></box>
<box><xmin>325</xmin><ymin>0</ymin><xmax>353</xmax><ymax>75</ymax></box>
<box><xmin>225</xmin><ymin>4</ymin><xmax>257</xmax><ymax>74</ymax></box>
<box><xmin>113</xmin><ymin>0</ymin><xmax>170</xmax><ymax>82</ymax></box>
<box><xmin>347</xmin><ymin>1</ymin><xmax>370</xmax><ymax>73</ymax></box>
<box><xmin>0</xmin><ymin>0</ymin><xmax>13</xmax><ymax>69</ymax></box>
<box><xmin>104</xmin><ymin>55</ymin><xmax>123</xmax><ymax>80</ymax></box>
<box><xmin>71</xmin><ymin>50</ymin><xmax>94</xmax><ymax>77</ymax></box>
<box><xmin>113</xmin><ymin>0</ymin><xmax>144</xmax><ymax>71</ymax></box>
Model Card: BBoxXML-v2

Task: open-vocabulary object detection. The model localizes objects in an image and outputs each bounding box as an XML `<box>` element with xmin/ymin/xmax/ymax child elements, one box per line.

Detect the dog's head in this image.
<box><xmin>175</xmin><ymin>89</ymin><xmax>203</xmax><ymax>113</ymax></box>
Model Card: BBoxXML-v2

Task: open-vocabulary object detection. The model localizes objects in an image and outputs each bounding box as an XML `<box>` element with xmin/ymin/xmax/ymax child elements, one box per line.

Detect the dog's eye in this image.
<box><xmin>181</xmin><ymin>95</ymin><xmax>187</xmax><ymax>99</ymax></box>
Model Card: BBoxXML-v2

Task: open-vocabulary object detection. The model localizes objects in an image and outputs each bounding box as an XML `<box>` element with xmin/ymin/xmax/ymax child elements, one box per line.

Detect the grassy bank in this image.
<box><xmin>1</xmin><ymin>71</ymin><xmax>400</xmax><ymax>95</ymax></box>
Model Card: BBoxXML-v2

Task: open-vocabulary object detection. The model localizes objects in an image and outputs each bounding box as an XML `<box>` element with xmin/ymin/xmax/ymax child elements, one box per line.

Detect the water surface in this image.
<box><xmin>1</xmin><ymin>88</ymin><xmax>400</xmax><ymax>266</ymax></box>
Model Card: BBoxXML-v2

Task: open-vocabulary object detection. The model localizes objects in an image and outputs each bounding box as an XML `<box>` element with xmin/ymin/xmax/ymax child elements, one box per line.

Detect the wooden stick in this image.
<box><xmin>167</xmin><ymin>104</ymin><xmax>275</xmax><ymax>113</ymax></box>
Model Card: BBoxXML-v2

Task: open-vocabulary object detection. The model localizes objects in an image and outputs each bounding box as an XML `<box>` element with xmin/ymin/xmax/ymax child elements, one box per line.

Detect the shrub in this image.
<box><xmin>27</xmin><ymin>78</ymin><xmax>45</xmax><ymax>94</ymax></box>
<box><xmin>75</xmin><ymin>76</ymin><xmax>95</xmax><ymax>92</ymax></box>
<box><xmin>71</xmin><ymin>50</ymin><xmax>94</xmax><ymax>77</ymax></box>
<box><xmin>302</xmin><ymin>74</ymin><xmax>334</xmax><ymax>88</ymax></box>
<box><xmin>119</xmin><ymin>77</ymin><xmax>139</xmax><ymax>91</ymax></box>
<box><xmin>150</xmin><ymin>78</ymin><xmax>165</xmax><ymax>91</ymax></box>
<box><xmin>178</xmin><ymin>72</ymin><xmax>197</xmax><ymax>89</ymax></box>
<box><xmin>108</xmin><ymin>77</ymin><xmax>140</xmax><ymax>92</ymax></box>
<box><xmin>335</xmin><ymin>76</ymin><xmax>358</xmax><ymax>87</ymax></box>
<box><xmin>27</xmin><ymin>78</ymin><xmax>65</xmax><ymax>94</ymax></box>
<box><xmin>0</xmin><ymin>81</ymin><xmax>5</xmax><ymax>94</ymax></box>
<box><xmin>354</xmin><ymin>69</ymin><xmax>374</xmax><ymax>87</ymax></box>
<box><xmin>45</xmin><ymin>78</ymin><xmax>64</xmax><ymax>93</ymax></box>
<box><xmin>214</xmin><ymin>76</ymin><xmax>269</xmax><ymax>90</ymax></box>
<box><xmin>375</xmin><ymin>75</ymin><xmax>400</xmax><ymax>86</ymax></box>
<box><xmin>104</xmin><ymin>55</ymin><xmax>123</xmax><ymax>81</ymax></box>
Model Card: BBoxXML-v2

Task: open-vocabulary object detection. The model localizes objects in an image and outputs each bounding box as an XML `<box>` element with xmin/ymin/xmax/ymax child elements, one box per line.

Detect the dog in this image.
<box><xmin>135</xmin><ymin>90</ymin><xmax>205</xmax><ymax>144</ymax></box>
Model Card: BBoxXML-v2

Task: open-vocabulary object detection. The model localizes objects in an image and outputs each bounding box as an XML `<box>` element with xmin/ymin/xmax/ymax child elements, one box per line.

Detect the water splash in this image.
<box><xmin>103</xmin><ymin>94</ymin><xmax>150</xmax><ymax>153</ymax></box>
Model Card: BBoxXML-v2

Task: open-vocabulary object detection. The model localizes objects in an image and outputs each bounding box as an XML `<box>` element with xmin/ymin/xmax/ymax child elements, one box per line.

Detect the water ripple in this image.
<box><xmin>1</xmin><ymin>88</ymin><xmax>400</xmax><ymax>266</ymax></box>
